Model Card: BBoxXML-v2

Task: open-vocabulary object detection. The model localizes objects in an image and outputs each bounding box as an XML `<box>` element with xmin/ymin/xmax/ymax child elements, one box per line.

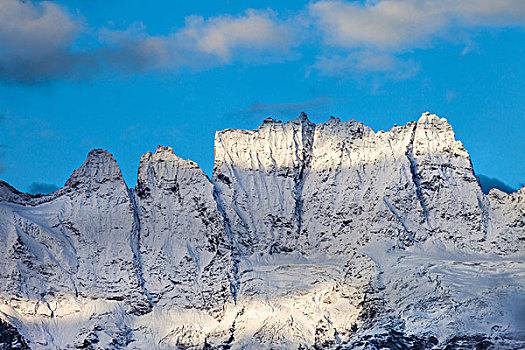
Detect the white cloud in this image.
<box><xmin>450</xmin><ymin>0</ymin><xmax>525</xmax><ymax>26</ymax></box>
<box><xmin>309</xmin><ymin>0</ymin><xmax>525</xmax><ymax>51</ymax></box>
<box><xmin>179</xmin><ymin>9</ymin><xmax>296</xmax><ymax>60</ymax></box>
<box><xmin>312</xmin><ymin>51</ymin><xmax>419</xmax><ymax>80</ymax></box>
<box><xmin>308</xmin><ymin>0</ymin><xmax>524</xmax><ymax>78</ymax></box>
<box><xmin>446</xmin><ymin>90</ymin><xmax>461</xmax><ymax>102</ymax></box>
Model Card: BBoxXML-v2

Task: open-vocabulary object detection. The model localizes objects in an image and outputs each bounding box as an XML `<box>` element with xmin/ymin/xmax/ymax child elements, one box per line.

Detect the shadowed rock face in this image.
<box><xmin>0</xmin><ymin>319</ymin><xmax>30</xmax><ymax>350</ymax></box>
<box><xmin>0</xmin><ymin>113</ymin><xmax>523</xmax><ymax>349</ymax></box>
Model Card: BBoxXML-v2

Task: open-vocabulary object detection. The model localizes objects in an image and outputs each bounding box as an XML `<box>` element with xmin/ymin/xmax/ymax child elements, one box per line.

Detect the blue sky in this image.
<box><xmin>0</xmin><ymin>0</ymin><xmax>523</xmax><ymax>192</ymax></box>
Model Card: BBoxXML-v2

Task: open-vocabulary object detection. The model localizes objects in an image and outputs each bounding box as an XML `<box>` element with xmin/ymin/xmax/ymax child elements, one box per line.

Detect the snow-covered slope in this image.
<box><xmin>0</xmin><ymin>113</ymin><xmax>523</xmax><ymax>349</ymax></box>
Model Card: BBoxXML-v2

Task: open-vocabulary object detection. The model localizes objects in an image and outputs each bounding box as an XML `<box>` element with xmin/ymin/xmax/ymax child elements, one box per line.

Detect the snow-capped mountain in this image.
<box><xmin>0</xmin><ymin>113</ymin><xmax>523</xmax><ymax>349</ymax></box>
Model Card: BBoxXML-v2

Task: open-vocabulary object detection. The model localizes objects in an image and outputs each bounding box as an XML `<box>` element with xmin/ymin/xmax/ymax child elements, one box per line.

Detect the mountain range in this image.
<box><xmin>0</xmin><ymin>112</ymin><xmax>523</xmax><ymax>349</ymax></box>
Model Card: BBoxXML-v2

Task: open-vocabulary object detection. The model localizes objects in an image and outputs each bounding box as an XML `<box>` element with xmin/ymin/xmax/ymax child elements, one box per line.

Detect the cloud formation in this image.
<box><xmin>310</xmin><ymin>0</ymin><xmax>525</xmax><ymax>51</ymax></box>
<box><xmin>0</xmin><ymin>0</ymin><xmax>297</xmax><ymax>82</ymax></box>
<box><xmin>0</xmin><ymin>0</ymin><xmax>96</xmax><ymax>83</ymax></box>
<box><xmin>312</xmin><ymin>51</ymin><xmax>419</xmax><ymax>80</ymax></box>
<box><xmin>180</xmin><ymin>10</ymin><xmax>296</xmax><ymax>60</ymax></box>
<box><xmin>308</xmin><ymin>0</ymin><xmax>525</xmax><ymax>77</ymax></box>
<box><xmin>28</xmin><ymin>182</ymin><xmax>60</xmax><ymax>195</ymax></box>
<box><xmin>99</xmin><ymin>9</ymin><xmax>298</xmax><ymax>72</ymax></box>
<box><xmin>0</xmin><ymin>0</ymin><xmax>524</xmax><ymax>82</ymax></box>
<box><xmin>477</xmin><ymin>174</ymin><xmax>517</xmax><ymax>194</ymax></box>
<box><xmin>232</xmin><ymin>96</ymin><xmax>341</xmax><ymax>119</ymax></box>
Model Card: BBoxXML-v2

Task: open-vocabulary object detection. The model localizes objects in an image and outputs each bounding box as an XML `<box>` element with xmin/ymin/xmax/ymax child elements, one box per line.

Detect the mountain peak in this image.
<box><xmin>417</xmin><ymin>112</ymin><xmax>452</xmax><ymax>128</ymax></box>
<box><xmin>290</xmin><ymin>111</ymin><xmax>314</xmax><ymax>125</ymax></box>
<box><xmin>414</xmin><ymin>112</ymin><xmax>460</xmax><ymax>152</ymax></box>
<box><xmin>65</xmin><ymin>148</ymin><xmax>126</xmax><ymax>190</ymax></box>
<box><xmin>326</xmin><ymin>115</ymin><xmax>341</xmax><ymax>124</ymax></box>
<box><xmin>140</xmin><ymin>145</ymin><xmax>200</xmax><ymax>169</ymax></box>
<box><xmin>261</xmin><ymin>117</ymin><xmax>281</xmax><ymax>126</ymax></box>
<box><xmin>137</xmin><ymin>145</ymin><xmax>204</xmax><ymax>193</ymax></box>
<box><xmin>155</xmin><ymin>145</ymin><xmax>175</xmax><ymax>155</ymax></box>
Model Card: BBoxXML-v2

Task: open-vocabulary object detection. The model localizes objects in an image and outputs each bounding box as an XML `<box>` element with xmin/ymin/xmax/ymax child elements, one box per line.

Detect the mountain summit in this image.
<box><xmin>0</xmin><ymin>113</ymin><xmax>523</xmax><ymax>349</ymax></box>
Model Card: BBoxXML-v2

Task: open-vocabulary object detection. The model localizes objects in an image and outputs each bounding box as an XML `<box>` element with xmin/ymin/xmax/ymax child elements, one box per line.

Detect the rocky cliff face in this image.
<box><xmin>0</xmin><ymin>113</ymin><xmax>523</xmax><ymax>349</ymax></box>
<box><xmin>135</xmin><ymin>146</ymin><xmax>233</xmax><ymax>313</ymax></box>
<box><xmin>213</xmin><ymin>113</ymin><xmax>316</xmax><ymax>255</ymax></box>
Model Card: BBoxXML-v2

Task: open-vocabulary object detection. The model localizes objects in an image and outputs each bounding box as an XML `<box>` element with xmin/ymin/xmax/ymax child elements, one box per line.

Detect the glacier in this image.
<box><xmin>0</xmin><ymin>112</ymin><xmax>523</xmax><ymax>349</ymax></box>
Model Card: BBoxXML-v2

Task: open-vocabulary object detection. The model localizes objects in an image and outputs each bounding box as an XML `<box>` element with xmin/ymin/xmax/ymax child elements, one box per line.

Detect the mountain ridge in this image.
<box><xmin>2</xmin><ymin>112</ymin><xmax>523</xmax><ymax>198</ymax></box>
<box><xmin>0</xmin><ymin>112</ymin><xmax>523</xmax><ymax>349</ymax></box>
